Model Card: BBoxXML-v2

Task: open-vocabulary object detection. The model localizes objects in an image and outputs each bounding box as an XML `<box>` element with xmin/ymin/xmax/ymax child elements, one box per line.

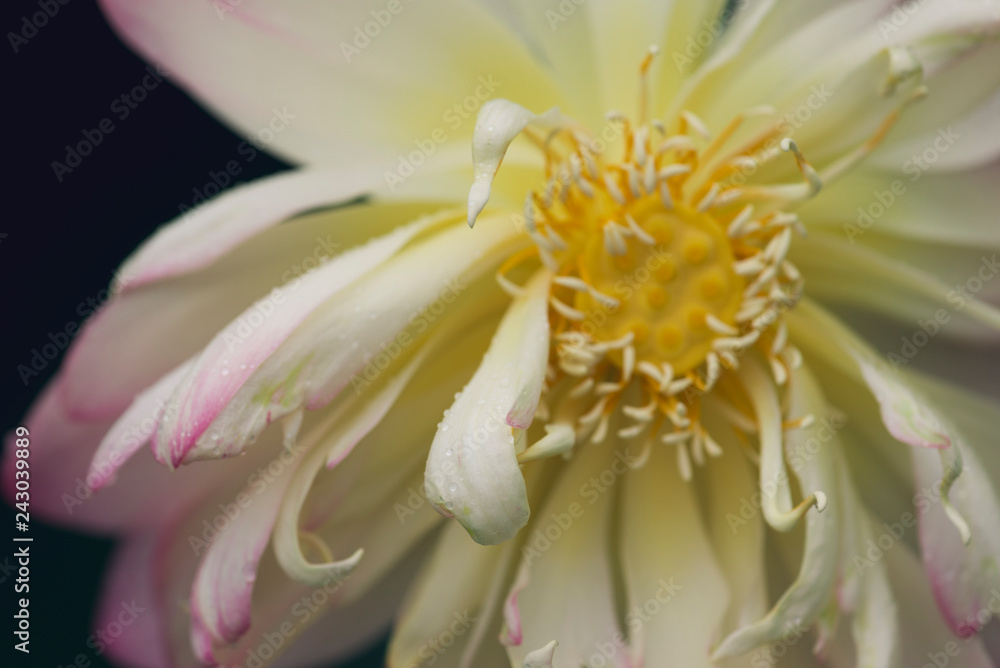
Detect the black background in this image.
<box><xmin>4</xmin><ymin>1</ymin><xmax>1000</xmax><ymax>667</ymax></box>
<box><xmin>2</xmin><ymin>1</ymin><xmax>383</xmax><ymax>666</ymax></box>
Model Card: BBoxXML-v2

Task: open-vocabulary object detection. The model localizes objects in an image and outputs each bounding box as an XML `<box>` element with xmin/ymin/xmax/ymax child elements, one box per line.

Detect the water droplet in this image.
<box><xmin>220</xmin><ymin>368</ymin><xmax>229</xmax><ymax>376</ymax></box>
<box><xmin>444</xmin><ymin>448</ymin><xmax>453</xmax><ymax>457</ymax></box>
<box><xmin>448</xmin><ymin>483</ymin><xmax>457</xmax><ymax>492</ymax></box>
<box><xmin>441</xmin><ymin>424</ymin><xmax>449</xmax><ymax>432</ymax></box>
<box><xmin>445</xmin><ymin>501</ymin><xmax>454</xmax><ymax>510</ymax></box>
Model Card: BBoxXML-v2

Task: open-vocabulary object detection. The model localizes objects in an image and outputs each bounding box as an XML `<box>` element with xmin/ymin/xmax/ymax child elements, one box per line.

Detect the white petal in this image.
<box><xmin>388</xmin><ymin>521</ymin><xmax>515</xmax><ymax>668</ymax></box>
<box><xmin>153</xmin><ymin>213</ymin><xmax>438</xmax><ymax>467</ymax></box>
<box><xmin>885</xmin><ymin>541</ymin><xmax>996</xmax><ymax>668</ymax></box>
<box><xmin>190</xmin><ymin>441</ymin><xmax>302</xmax><ymax>647</ymax></box>
<box><xmin>713</xmin><ymin>364</ymin><xmax>839</xmax><ymax>660</ymax></box>
<box><xmin>119</xmin><ymin>168</ymin><xmax>384</xmax><ymax>289</ymax></box>
<box><xmin>468</xmin><ymin>99</ymin><xmax>559</xmax><ymax>227</ymax></box>
<box><xmin>909</xmin><ymin>380</ymin><xmax>1000</xmax><ymax>638</ymax></box>
<box><xmin>835</xmin><ymin>455</ymin><xmax>900</xmax><ymax>668</ymax></box>
<box><xmin>791</xmin><ymin>232</ymin><xmax>1000</xmax><ymax>342</ymax></box>
<box><xmin>424</xmin><ymin>270</ymin><xmax>551</xmax><ymax>545</ymax></box>
<box><xmin>501</xmin><ymin>444</ymin><xmax>624</xmax><ymax>667</ymax></box>
<box><xmin>855</xmin><ymin>359</ymin><xmax>951</xmax><ymax>450</ymax></box>
<box><xmin>620</xmin><ymin>444</ymin><xmax>727</xmax><ymax>667</ymax></box>
<box><xmin>98</xmin><ymin>0</ymin><xmax>561</xmax><ymax>169</ymax></box>
<box><xmin>62</xmin><ymin>199</ymin><xmax>442</xmax><ymax>420</ymax></box>
<box><xmin>737</xmin><ymin>356</ymin><xmax>795</xmax><ymax>531</ymax></box>
<box><xmin>802</xmin><ymin>163</ymin><xmax>1000</xmax><ymax>248</ymax></box>
<box><xmin>198</xmin><ymin>214</ymin><xmax>523</xmax><ymax>460</ymax></box>
<box><xmin>790</xmin><ymin>299</ymin><xmax>1000</xmax><ymax>638</ymax></box>
<box><xmin>700</xmin><ymin>410</ymin><xmax>769</xmax><ymax>633</ymax></box>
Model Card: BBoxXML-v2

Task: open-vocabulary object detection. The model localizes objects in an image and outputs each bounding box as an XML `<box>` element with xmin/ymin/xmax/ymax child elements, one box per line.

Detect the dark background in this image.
<box><xmin>2</xmin><ymin>1</ymin><xmax>383</xmax><ymax>666</ymax></box>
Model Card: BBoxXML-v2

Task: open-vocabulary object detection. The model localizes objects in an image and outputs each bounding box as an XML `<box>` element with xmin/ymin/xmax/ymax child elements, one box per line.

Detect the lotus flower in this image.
<box><xmin>7</xmin><ymin>1</ymin><xmax>1000</xmax><ymax>667</ymax></box>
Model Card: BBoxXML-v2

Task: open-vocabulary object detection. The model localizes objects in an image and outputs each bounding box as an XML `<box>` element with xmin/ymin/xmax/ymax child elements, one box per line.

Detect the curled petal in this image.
<box><xmin>272</xmin><ymin>344</ymin><xmax>428</xmax><ymax>585</ymax></box>
<box><xmin>424</xmin><ymin>270</ymin><xmax>551</xmax><ymax>545</ymax></box>
<box><xmin>186</xmin><ymin>213</ymin><xmax>524</xmax><ymax>468</ymax></box>
<box><xmin>468</xmin><ymin>99</ymin><xmax>560</xmax><ymax>227</ymax></box>
<box><xmin>713</xmin><ymin>365</ymin><xmax>838</xmax><ymax>660</ymax></box>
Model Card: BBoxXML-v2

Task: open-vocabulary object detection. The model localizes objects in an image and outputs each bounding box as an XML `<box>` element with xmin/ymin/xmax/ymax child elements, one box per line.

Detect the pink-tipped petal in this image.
<box><xmin>856</xmin><ymin>359</ymin><xmax>952</xmax><ymax>449</ymax></box>
<box><xmin>97</xmin><ymin>0</ymin><xmax>559</xmax><ymax>169</ymax></box>
<box><xmin>178</xmin><ymin>215</ymin><xmax>522</xmax><ymax>471</ymax></box>
<box><xmin>87</xmin><ymin>360</ymin><xmax>193</xmax><ymax>490</ymax></box>
<box><xmin>120</xmin><ymin>168</ymin><xmax>386</xmax><ymax>290</ymax></box>
<box><xmin>153</xmin><ymin>215</ymin><xmax>435</xmax><ymax>467</ymax></box>
<box><xmin>62</xmin><ymin>199</ymin><xmax>443</xmax><ymax>421</ymax></box>
<box><xmin>190</xmin><ymin>449</ymin><xmax>301</xmax><ymax>646</ymax></box>
<box><xmin>2</xmin><ymin>373</ymin><xmax>279</xmax><ymax>533</ymax></box>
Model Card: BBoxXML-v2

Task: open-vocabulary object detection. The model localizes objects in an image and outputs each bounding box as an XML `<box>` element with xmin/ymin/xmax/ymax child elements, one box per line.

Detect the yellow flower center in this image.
<box><xmin>488</xmin><ymin>47</ymin><xmax>925</xmax><ymax>479</ymax></box>
<box><xmin>575</xmin><ymin>200</ymin><xmax>744</xmax><ymax>375</ymax></box>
